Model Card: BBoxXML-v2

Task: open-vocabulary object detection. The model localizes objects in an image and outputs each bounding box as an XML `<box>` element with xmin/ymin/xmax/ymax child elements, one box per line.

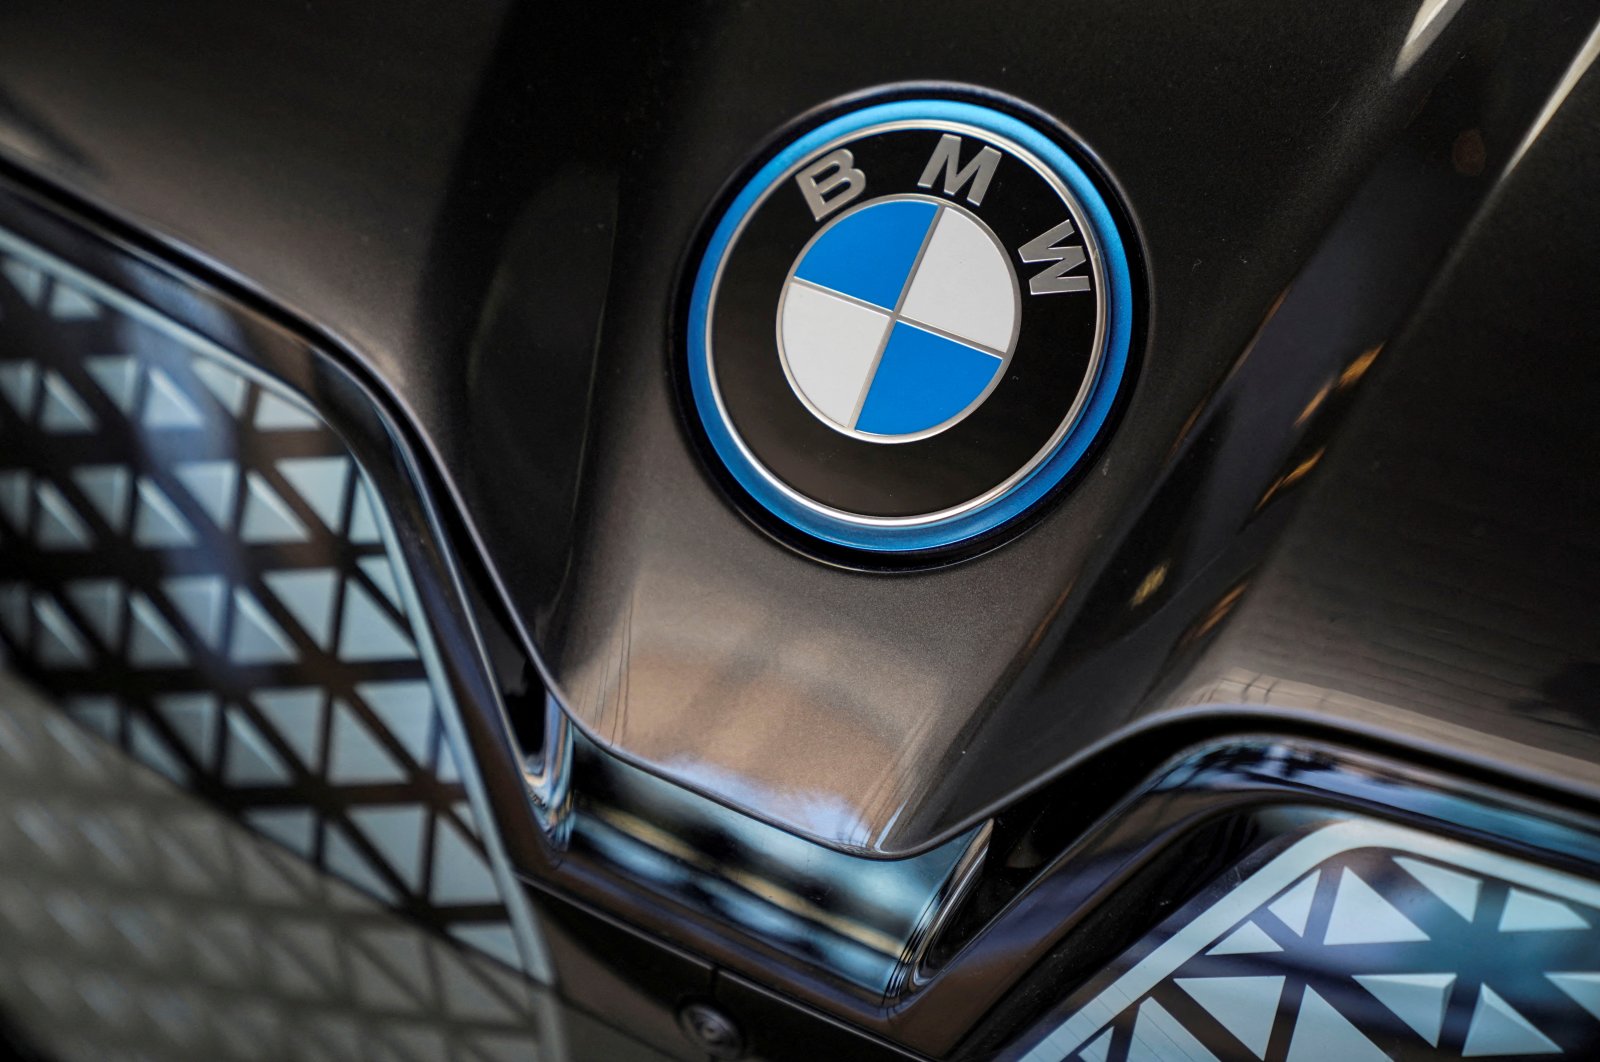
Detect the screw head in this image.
<box><xmin>677</xmin><ymin>1001</ymin><xmax>745</xmax><ymax>1059</ymax></box>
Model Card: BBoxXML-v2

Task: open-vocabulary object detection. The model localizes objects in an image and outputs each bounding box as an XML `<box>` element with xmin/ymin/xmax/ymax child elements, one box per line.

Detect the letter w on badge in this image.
<box><xmin>1019</xmin><ymin>219</ymin><xmax>1090</xmax><ymax>295</ymax></box>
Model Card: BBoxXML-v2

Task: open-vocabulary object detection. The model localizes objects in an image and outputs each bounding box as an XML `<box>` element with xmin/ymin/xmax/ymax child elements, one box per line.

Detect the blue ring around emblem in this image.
<box><xmin>687</xmin><ymin>97</ymin><xmax>1133</xmax><ymax>553</ymax></box>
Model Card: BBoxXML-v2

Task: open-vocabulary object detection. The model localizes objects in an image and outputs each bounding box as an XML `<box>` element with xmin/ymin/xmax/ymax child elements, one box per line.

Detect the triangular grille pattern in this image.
<box><xmin>0</xmin><ymin>670</ymin><xmax>551</xmax><ymax>1061</ymax></box>
<box><xmin>1011</xmin><ymin>821</ymin><xmax>1600</xmax><ymax>1060</ymax></box>
<box><xmin>0</xmin><ymin>236</ymin><xmax>544</xmax><ymax>983</ymax></box>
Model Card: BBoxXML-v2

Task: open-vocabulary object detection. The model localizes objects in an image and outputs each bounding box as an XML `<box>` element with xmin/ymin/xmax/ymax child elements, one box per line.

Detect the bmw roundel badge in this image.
<box><xmin>686</xmin><ymin>95</ymin><xmax>1134</xmax><ymax>554</ymax></box>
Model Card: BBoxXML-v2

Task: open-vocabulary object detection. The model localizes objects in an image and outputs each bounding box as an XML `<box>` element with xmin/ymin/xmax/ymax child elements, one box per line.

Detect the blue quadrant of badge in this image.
<box><xmin>791</xmin><ymin>199</ymin><xmax>938</xmax><ymax>309</ymax></box>
<box><xmin>855</xmin><ymin>323</ymin><xmax>1003</xmax><ymax>436</ymax></box>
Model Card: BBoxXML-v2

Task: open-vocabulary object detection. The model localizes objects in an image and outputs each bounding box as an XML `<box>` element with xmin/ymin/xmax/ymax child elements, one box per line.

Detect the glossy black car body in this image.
<box><xmin>1</xmin><ymin>1</ymin><xmax>1599</xmax><ymax>1059</ymax></box>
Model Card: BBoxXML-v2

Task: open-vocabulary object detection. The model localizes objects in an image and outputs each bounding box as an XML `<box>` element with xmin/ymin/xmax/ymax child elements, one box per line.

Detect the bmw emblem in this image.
<box><xmin>685</xmin><ymin>95</ymin><xmax>1134</xmax><ymax>555</ymax></box>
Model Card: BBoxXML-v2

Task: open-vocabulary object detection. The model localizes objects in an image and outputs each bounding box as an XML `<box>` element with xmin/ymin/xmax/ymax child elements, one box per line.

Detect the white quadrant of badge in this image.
<box><xmin>777</xmin><ymin>196</ymin><xmax>1020</xmax><ymax>440</ymax></box>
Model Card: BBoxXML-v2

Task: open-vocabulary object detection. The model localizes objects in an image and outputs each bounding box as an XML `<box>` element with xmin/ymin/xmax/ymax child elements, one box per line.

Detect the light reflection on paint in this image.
<box><xmin>539</xmin><ymin>707</ymin><xmax>987</xmax><ymax>993</ymax></box>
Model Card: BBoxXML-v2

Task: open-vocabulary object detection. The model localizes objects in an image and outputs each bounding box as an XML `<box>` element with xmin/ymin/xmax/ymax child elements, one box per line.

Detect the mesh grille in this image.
<box><xmin>0</xmin><ymin>228</ymin><xmax>547</xmax><ymax>983</ymax></box>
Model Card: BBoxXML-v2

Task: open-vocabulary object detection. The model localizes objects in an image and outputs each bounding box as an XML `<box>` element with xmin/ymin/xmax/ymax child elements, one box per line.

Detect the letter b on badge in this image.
<box><xmin>796</xmin><ymin>148</ymin><xmax>866</xmax><ymax>221</ymax></box>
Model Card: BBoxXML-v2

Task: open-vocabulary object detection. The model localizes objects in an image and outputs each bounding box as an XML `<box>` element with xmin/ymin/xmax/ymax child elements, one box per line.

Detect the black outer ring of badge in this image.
<box><xmin>684</xmin><ymin>93</ymin><xmax>1137</xmax><ymax>557</ymax></box>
